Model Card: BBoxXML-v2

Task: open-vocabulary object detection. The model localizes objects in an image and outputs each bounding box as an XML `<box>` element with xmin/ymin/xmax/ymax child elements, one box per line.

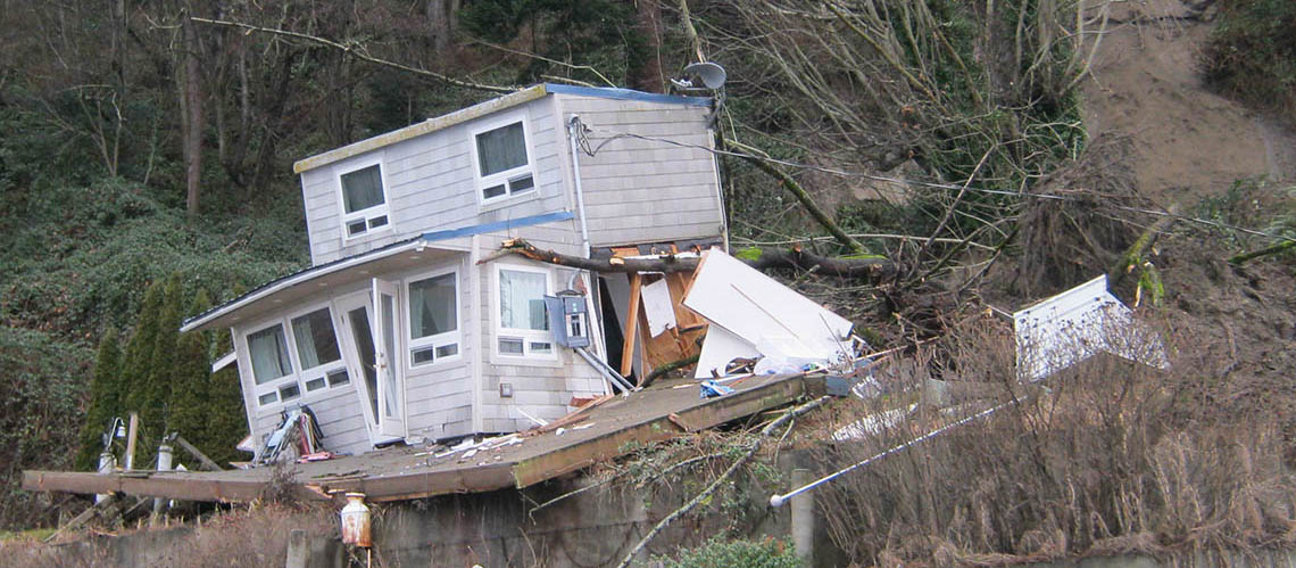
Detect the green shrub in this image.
<box><xmin>1202</xmin><ymin>0</ymin><xmax>1296</xmax><ymax>121</ymax></box>
<box><xmin>655</xmin><ymin>537</ymin><xmax>801</xmax><ymax>568</ymax></box>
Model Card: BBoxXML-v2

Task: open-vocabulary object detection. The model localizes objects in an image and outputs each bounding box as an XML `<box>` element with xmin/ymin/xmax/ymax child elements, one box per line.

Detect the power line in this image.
<box><xmin>573</xmin><ymin>121</ymin><xmax>1296</xmax><ymax>245</ymax></box>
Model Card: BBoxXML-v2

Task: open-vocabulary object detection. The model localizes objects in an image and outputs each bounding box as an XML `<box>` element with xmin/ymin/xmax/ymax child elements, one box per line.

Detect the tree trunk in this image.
<box><xmin>628</xmin><ymin>0</ymin><xmax>663</xmax><ymax>92</ymax></box>
<box><xmin>181</xmin><ymin>11</ymin><xmax>203</xmax><ymax>216</ymax></box>
<box><xmin>483</xmin><ymin>239</ymin><xmax>898</xmax><ymax>281</ymax></box>
<box><xmin>426</xmin><ymin>0</ymin><xmax>460</xmax><ymax>53</ymax></box>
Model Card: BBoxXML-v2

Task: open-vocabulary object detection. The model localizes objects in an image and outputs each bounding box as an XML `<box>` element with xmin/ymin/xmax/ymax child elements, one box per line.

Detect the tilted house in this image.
<box><xmin>182</xmin><ymin>84</ymin><xmax>727</xmax><ymax>457</ymax></box>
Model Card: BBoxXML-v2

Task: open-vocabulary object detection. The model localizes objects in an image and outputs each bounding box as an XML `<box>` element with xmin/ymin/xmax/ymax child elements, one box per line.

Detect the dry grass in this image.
<box><xmin>810</xmin><ymin>311</ymin><xmax>1296</xmax><ymax>566</ymax></box>
<box><xmin>0</xmin><ymin>503</ymin><xmax>336</xmax><ymax>568</ymax></box>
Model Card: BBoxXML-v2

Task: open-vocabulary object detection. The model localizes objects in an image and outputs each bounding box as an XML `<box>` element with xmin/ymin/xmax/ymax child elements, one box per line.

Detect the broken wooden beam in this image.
<box><xmin>174</xmin><ymin>435</ymin><xmax>223</xmax><ymax>471</ymax></box>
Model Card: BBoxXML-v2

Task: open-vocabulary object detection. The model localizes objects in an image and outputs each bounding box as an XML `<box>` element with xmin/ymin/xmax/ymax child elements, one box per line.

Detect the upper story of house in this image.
<box><xmin>294</xmin><ymin>84</ymin><xmax>728</xmax><ymax>267</ymax></box>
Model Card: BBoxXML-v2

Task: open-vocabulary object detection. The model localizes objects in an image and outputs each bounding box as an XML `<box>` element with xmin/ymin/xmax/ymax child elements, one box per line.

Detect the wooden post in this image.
<box><xmin>284</xmin><ymin>529</ymin><xmax>309</xmax><ymax>568</ymax></box>
<box><xmin>791</xmin><ymin>468</ymin><xmax>814</xmax><ymax>564</ymax></box>
<box><xmin>174</xmin><ymin>435</ymin><xmax>223</xmax><ymax>471</ymax></box>
<box><xmin>123</xmin><ymin>413</ymin><xmax>139</xmax><ymax>471</ymax></box>
<box><xmin>620</xmin><ymin>273</ymin><xmax>643</xmax><ymax>379</ymax></box>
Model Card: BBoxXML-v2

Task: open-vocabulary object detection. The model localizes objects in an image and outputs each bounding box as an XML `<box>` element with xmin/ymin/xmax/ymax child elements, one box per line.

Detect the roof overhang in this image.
<box><xmin>182</xmin><ymin>237</ymin><xmax>469</xmax><ymax>333</ymax></box>
<box><xmin>292</xmin><ymin>84</ymin><xmax>711</xmax><ymax>174</ymax></box>
<box><xmin>182</xmin><ymin>210</ymin><xmax>578</xmax><ymax>334</ymax></box>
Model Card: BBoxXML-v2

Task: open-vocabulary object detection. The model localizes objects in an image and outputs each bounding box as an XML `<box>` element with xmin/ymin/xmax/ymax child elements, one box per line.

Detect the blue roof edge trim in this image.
<box><xmin>543</xmin><ymin>83</ymin><xmax>712</xmax><ymax>107</ymax></box>
<box><xmin>421</xmin><ymin>210</ymin><xmax>576</xmax><ymax>242</ymax></box>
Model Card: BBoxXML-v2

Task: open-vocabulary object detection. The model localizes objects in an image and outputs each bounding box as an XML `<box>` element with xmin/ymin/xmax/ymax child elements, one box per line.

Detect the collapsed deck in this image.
<box><xmin>25</xmin><ymin>373</ymin><xmax>818</xmax><ymax>503</ymax></box>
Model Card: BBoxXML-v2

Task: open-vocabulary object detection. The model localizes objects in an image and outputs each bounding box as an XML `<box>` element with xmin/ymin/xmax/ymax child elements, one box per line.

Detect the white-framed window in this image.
<box><xmin>245</xmin><ymin>304</ymin><xmax>349</xmax><ymax>408</ymax></box>
<box><xmin>290</xmin><ymin>307</ymin><xmax>350</xmax><ymax>394</ymax></box>
<box><xmin>471</xmin><ymin>113</ymin><xmax>536</xmax><ymax>204</ymax></box>
<box><xmin>337</xmin><ymin>157</ymin><xmax>391</xmax><ymax>239</ymax></box>
<box><xmin>406</xmin><ymin>269</ymin><xmax>461</xmax><ymax>367</ymax></box>
<box><xmin>495</xmin><ymin>264</ymin><xmax>555</xmax><ymax>359</ymax></box>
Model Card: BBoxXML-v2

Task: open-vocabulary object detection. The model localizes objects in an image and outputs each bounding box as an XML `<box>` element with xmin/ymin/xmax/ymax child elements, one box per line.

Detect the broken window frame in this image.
<box><xmin>470</xmin><ymin>111</ymin><xmax>537</xmax><ymax>207</ymax></box>
<box><xmin>493</xmin><ymin>263</ymin><xmax>557</xmax><ymax>361</ymax></box>
<box><xmin>405</xmin><ymin>267</ymin><xmax>462</xmax><ymax>368</ymax></box>
<box><xmin>336</xmin><ymin>155</ymin><xmax>392</xmax><ymax>241</ymax></box>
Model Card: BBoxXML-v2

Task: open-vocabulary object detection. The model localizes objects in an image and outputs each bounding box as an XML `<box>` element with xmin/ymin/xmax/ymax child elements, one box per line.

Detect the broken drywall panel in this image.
<box><xmin>1014</xmin><ymin>274</ymin><xmax>1169</xmax><ymax>381</ymax></box>
<box><xmin>694</xmin><ymin>325</ymin><xmax>761</xmax><ymax>378</ymax></box>
<box><xmin>684</xmin><ymin>249</ymin><xmax>854</xmax><ymax>363</ymax></box>
<box><xmin>641</xmin><ymin>277</ymin><xmax>677</xmax><ymax>337</ymax></box>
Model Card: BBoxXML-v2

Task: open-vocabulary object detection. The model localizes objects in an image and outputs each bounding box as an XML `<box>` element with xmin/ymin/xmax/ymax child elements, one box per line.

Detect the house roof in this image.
<box><xmin>292</xmin><ymin>83</ymin><xmax>712</xmax><ymax>174</ymax></box>
<box><xmin>181</xmin><ymin>210</ymin><xmax>576</xmax><ymax>333</ymax></box>
<box><xmin>23</xmin><ymin>372</ymin><xmax>817</xmax><ymax>503</ymax></box>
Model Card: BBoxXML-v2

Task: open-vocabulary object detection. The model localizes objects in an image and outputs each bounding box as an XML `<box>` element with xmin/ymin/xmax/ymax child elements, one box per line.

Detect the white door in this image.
<box><xmin>372</xmin><ymin>278</ymin><xmax>406</xmax><ymax>439</ymax></box>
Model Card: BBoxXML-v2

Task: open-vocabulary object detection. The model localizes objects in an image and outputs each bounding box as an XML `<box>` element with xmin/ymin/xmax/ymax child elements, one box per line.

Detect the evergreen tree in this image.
<box><xmin>145</xmin><ymin>273</ymin><xmax>184</xmax><ymax>434</ymax></box>
<box><xmin>204</xmin><ymin>295</ymin><xmax>249</xmax><ymax>467</ymax></box>
<box><xmin>121</xmin><ymin>280</ymin><xmax>164</xmax><ymax>422</ymax></box>
<box><xmin>75</xmin><ymin>329</ymin><xmax>123</xmax><ymax>471</ymax></box>
<box><xmin>169</xmin><ymin>289</ymin><xmax>212</xmax><ymax>463</ymax></box>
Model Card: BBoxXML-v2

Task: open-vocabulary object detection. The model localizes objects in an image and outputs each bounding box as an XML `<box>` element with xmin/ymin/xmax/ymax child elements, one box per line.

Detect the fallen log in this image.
<box><xmin>480</xmin><ymin>239</ymin><xmax>898</xmax><ymax>281</ymax></box>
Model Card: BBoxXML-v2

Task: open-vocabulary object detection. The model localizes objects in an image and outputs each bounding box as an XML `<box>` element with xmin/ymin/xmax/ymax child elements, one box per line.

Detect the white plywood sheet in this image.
<box><xmin>694</xmin><ymin>325</ymin><xmax>761</xmax><ymax>379</ymax></box>
<box><xmin>683</xmin><ymin>249</ymin><xmax>853</xmax><ymax>359</ymax></box>
<box><xmin>641</xmin><ymin>277</ymin><xmax>677</xmax><ymax>337</ymax></box>
<box><xmin>1014</xmin><ymin>275</ymin><xmax>1169</xmax><ymax>381</ymax></box>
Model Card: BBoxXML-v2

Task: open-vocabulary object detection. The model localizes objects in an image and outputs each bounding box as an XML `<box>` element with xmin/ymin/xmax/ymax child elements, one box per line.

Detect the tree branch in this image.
<box><xmin>726</xmin><ymin>139</ymin><xmax>868</xmax><ymax>256</ymax></box>
<box><xmin>190</xmin><ymin>17</ymin><xmax>516</xmax><ymax>94</ymax></box>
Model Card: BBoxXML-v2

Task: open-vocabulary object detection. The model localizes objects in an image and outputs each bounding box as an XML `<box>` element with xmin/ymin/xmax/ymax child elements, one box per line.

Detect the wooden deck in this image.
<box><xmin>24</xmin><ymin>373</ymin><xmax>818</xmax><ymax>503</ymax></box>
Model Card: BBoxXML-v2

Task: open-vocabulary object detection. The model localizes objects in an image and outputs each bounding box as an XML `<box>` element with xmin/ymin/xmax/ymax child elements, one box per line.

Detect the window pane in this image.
<box><xmin>499</xmin><ymin>270</ymin><xmax>548</xmax><ymax>331</ymax></box>
<box><xmin>291</xmin><ymin>309</ymin><xmax>341</xmax><ymax>370</ymax></box>
<box><xmin>411</xmin><ymin>346</ymin><xmax>436</xmax><ymax>365</ymax></box>
<box><xmin>248</xmin><ymin>325</ymin><xmax>292</xmax><ymax>384</ymax></box>
<box><xmin>508</xmin><ymin>174</ymin><xmax>535</xmax><ymax>194</ymax></box>
<box><xmin>305</xmin><ymin>378</ymin><xmax>327</xmax><ymax>391</ymax></box>
<box><xmin>409</xmin><ymin>273</ymin><xmax>457</xmax><ymax>339</ymax></box>
<box><xmin>327</xmin><ymin>368</ymin><xmax>350</xmax><ymax>386</ymax></box>
<box><xmin>499</xmin><ymin>337</ymin><xmax>524</xmax><ymax>354</ymax></box>
<box><xmin>435</xmin><ymin>344</ymin><xmax>459</xmax><ymax>358</ymax></box>
<box><xmin>258</xmin><ymin>392</ymin><xmax>278</xmax><ymax>406</ymax></box>
<box><xmin>341</xmin><ymin>164</ymin><xmax>385</xmax><ymax>213</ymax></box>
<box><xmin>279</xmin><ymin>383</ymin><xmax>301</xmax><ymax>401</ymax></box>
<box><xmin>476</xmin><ymin>122</ymin><xmax>528</xmax><ymax>176</ymax></box>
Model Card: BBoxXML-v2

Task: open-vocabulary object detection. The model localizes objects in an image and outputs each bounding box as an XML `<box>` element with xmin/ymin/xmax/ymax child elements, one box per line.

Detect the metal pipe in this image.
<box><xmin>567</xmin><ymin>115</ymin><xmax>592</xmax><ymax>259</ymax></box>
<box><xmin>769</xmin><ymin>400</ymin><xmax>1013</xmax><ymax>508</ymax></box>
<box><xmin>575</xmin><ymin>347</ymin><xmax>635</xmax><ymax>394</ymax></box>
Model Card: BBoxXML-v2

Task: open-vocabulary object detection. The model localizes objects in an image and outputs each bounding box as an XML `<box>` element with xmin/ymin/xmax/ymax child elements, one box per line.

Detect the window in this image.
<box><xmin>473</xmin><ymin>118</ymin><xmax>536</xmax><ymax>203</ymax></box>
<box><xmin>497</xmin><ymin>266</ymin><xmax>554</xmax><ymax>358</ymax></box>
<box><xmin>248</xmin><ymin>324</ymin><xmax>292</xmax><ymax>385</ymax></box>
<box><xmin>407</xmin><ymin>271</ymin><xmax>460</xmax><ymax>367</ymax></box>
<box><xmin>291</xmin><ymin>308</ymin><xmax>342</xmax><ymax>369</ymax></box>
<box><xmin>338</xmin><ymin>162</ymin><xmax>390</xmax><ymax>238</ymax></box>
<box><xmin>246</xmin><ymin>305</ymin><xmax>350</xmax><ymax>408</ymax></box>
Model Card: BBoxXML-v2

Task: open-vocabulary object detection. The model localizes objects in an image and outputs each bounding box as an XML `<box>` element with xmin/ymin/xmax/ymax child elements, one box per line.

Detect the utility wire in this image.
<box><xmin>577</xmin><ymin>125</ymin><xmax>1296</xmax><ymax>245</ymax></box>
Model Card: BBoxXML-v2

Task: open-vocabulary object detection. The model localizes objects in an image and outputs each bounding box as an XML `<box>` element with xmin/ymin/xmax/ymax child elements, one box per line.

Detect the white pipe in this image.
<box><xmin>769</xmin><ymin>400</ymin><xmax>1013</xmax><ymax>508</ymax></box>
<box><xmin>568</xmin><ymin>115</ymin><xmax>592</xmax><ymax>259</ymax></box>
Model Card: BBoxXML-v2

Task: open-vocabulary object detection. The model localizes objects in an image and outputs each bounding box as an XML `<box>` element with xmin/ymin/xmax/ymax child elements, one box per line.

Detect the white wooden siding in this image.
<box><xmin>556</xmin><ymin>95</ymin><xmax>725</xmax><ymax>247</ymax></box>
<box><xmin>301</xmin><ymin>97</ymin><xmax>567</xmax><ymax>265</ymax></box>
<box><xmin>472</xmin><ymin>229</ymin><xmax>606</xmax><ymax>434</ymax></box>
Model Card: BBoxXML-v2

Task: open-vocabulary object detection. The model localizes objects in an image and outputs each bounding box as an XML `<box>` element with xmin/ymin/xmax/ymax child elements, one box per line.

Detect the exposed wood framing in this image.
<box><xmin>622</xmin><ymin>273</ymin><xmax>644</xmax><ymax>378</ymax></box>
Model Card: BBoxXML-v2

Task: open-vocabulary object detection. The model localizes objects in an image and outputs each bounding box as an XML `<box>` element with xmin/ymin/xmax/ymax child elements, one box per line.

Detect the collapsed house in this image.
<box><xmin>179</xmin><ymin>84</ymin><xmax>728</xmax><ymax>456</ymax></box>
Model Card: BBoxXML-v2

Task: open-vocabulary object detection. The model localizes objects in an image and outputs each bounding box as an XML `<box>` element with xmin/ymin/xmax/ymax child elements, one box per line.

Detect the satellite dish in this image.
<box><xmin>671</xmin><ymin>61</ymin><xmax>727</xmax><ymax>92</ymax></box>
